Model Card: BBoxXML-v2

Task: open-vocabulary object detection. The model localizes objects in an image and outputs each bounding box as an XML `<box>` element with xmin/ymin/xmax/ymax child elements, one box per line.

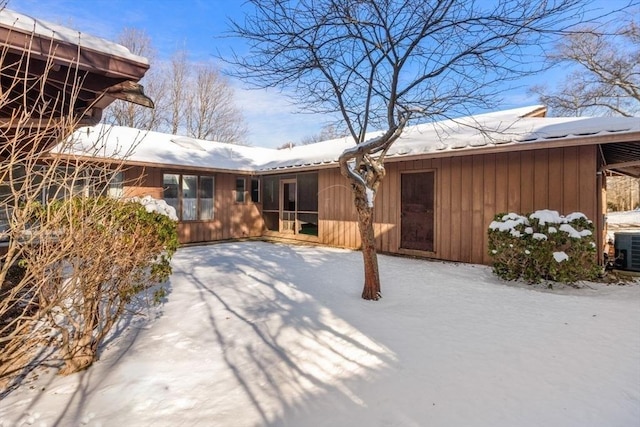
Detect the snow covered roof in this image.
<box><xmin>0</xmin><ymin>9</ymin><xmax>148</xmax><ymax>65</ymax></box>
<box><xmin>59</xmin><ymin>125</ymin><xmax>279</xmax><ymax>173</ymax></box>
<box><xmin>60</xmin><ymin>106</ymin><xmax>640</xmax><ymax>173</ymax></box>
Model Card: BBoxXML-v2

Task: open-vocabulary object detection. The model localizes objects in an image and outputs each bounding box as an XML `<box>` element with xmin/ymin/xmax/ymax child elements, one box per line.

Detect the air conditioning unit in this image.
<box><xmin>614</xmin><ymin>232</ymin><xmax>640</xmax><ymax>272</ymax></box>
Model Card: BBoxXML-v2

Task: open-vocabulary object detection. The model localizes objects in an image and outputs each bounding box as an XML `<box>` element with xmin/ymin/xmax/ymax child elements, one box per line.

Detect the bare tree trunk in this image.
<box><xmin>351</xmin><ymin>180</ymin><xmax>381</xmax><ymax>300</ymax></box>
<box><xmin>357</xmin><ymin>204</ymin><xmax>381</xmax><ymax>300</ymax></box>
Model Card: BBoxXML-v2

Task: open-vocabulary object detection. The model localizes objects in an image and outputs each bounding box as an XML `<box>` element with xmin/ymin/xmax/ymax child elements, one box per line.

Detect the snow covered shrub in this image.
<box><xmin>488</xmin><ymin>210</ymin><xmax>600</xmax><ymax>284</ymax></box>
<box><xmin>19</xmin><ymin>196</ymin><xmax>179</xmax><ymax>375</ymax></box>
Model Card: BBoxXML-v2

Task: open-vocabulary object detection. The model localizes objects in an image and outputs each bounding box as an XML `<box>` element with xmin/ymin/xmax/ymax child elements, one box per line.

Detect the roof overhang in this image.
<box><xmin>600</xmin><ymin>141</ymin><xmax>640</xmax><ymax>178</ymax></box>
<box><xmin>0</xmin><ymin>9</ymin><xmax>152</xmax><ymax>154</ymax></box>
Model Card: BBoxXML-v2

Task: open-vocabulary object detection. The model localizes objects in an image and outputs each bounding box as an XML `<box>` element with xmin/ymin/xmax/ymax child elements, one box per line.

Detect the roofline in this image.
<box><xmin>0</xmin><ymin>13</ymin><xmax>149</xmax><ymax>80</ymax></box>
<box><xmin>382</xmin><ymin>129</ymin><xmax>640</xmax><ymax>163</ymax></box>
<box><xmin>56</xmin><ymin>129</ymin><xmax>640</xmax><ymax>175</ymax></box>
<box><xmin>259</xmin><ymin>130</ymin><xmax>640</xmax><ymax>172</ymax></box>
<box><xmin>52</xmin><ymin>153</ymin><xmax>257</xmax><ymax>176</ymax></box>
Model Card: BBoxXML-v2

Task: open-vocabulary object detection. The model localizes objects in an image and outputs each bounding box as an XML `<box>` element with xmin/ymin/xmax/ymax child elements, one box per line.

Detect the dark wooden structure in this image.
<box><xmin>0</xmin><ymin>10</ymin><xmax>152</xmax><ymax>152</ymax></box>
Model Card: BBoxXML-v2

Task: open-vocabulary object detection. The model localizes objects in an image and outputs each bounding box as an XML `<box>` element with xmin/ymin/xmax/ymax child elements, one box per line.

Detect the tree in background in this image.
<box><xmin>106</xmin><ymin>28</ymin><xmax>166</xmax><ymax>130</ymax></box>
<box><xmin>300</xmin><ymin>124</ymin><xmax>343</xmax><ymax>145</ymax></box>
<box><xmin>529</xmin><ymin>12</ymin><xmax>640</xmax><ymax>214</ymax></box>
<box><xmin>185</xmin><ymin>63</ymin><xmax>248</xmax><ymax>142</ymax></box>
<box><xmin>229</xmin><ymin>0</ymin><xmax>598</xmax><ymax>300</ymax></box>
<box><xmin>168</xmin><ymin>50</ymin><xmax>189</xmax><ymax>135</ymax></box>
<box><xmin>105</xmin><ymin>31</ymin><xmax>247</xmax><ymax>144</ymax></box>
<box><xmin>277</xmin><ymin>124</ymin><xmax>343</xmax><ymax>149</ymax></box>
<box><xmin>529</xmin><ymin>15</ymin><xmax>639</xmax><ymax>117</ymax></box>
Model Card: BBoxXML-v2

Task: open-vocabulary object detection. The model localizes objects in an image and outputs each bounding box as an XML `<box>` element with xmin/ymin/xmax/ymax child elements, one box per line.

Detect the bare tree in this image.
<box><xmin>607</xmin><ymin>175</ymin><xmax>640</xmax><ymax>211</ymax></box>
<box><xmin>229</xmin><ymin>0</ymin><xmax>598</xmax><ymax>300</ymax></box>
<box><xmin>300</xmin><ymin>124</ymin><xmax>343</xmax><ymax>145</ymax></box>
<box><xmin>530</xmin><ymin>15</ymin><xmax>640</xmax><ymax>117</ymax></box>
<box><xmin>185</xmin><ymin>63</ymin><xmax>247</xmax><ymax>143</ymax></box>
<box><xmin>105</xmin><ymin>28</ymin><xmax>165</xmax><ymax>129</ymax></box>
<box><xmin>105</xmin><ymin>30</ymin><xmax>248</xmax><ymax>143</ymax></box>
<box><xmin>168</xmin><ymin>50</ymin><xmax>189</xmax><ymax>135</ymax></box>
<box><xmin>0</xmin><ymin>28</ymin><xmax>177</xmax><ymax>391</ymax></box>
<box><xmin>277</xmin><ymin>124</ymin><xmax>344</xmax><ymax>149</ymax></box>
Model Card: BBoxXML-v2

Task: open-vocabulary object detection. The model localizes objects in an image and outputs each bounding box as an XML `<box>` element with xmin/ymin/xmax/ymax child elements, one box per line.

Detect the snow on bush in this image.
<box><xmin>488</xmin><ymin>210</ymin><xmax>600</xmax><ymax>283</ymax></box>
<box><xmin>126</xmin><ymin>195</ymin><xmax>178</xmax><ymax>221</ymax></box>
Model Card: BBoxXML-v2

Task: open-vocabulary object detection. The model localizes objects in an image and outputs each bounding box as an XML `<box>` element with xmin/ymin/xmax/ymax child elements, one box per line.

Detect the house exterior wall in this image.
<box><xmin>318</xmin><ymin>145</ymin><xmax>600</xmax><ymax>265</ymax></box>
<box><xmin>123</xmin><ymin>166</ymin><xmax>264</xmax><ymax>244</ymax></box>
<box><xmin>119</xmin><ymin>145</ymin><xmax>600</xmax><ymax>265</ymax></box>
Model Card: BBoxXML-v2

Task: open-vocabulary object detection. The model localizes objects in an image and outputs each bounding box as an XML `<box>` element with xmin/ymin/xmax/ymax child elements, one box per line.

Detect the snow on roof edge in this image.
<box><xmin>61</xmin><ymin>106</ymin><xmax>640</xmax><ymax>173</ymax></box>
<box><xmin>0</xmin><ymin>9</ymin><xmax>148</xmax><ymax>65</ymax></box>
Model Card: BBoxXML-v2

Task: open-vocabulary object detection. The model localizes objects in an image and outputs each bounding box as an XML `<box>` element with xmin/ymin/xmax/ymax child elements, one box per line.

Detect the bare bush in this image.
<box><xmin>1</xmin><ymin>22</ymin><xmax>177</xmax><ymax>392</ymax></box>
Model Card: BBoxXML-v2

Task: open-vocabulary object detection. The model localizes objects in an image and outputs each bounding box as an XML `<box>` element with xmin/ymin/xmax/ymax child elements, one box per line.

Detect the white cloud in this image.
<box><xmin>232</xmin><ymin>84</ymin><xmax>332</xmax><ymax>148</ymax></box>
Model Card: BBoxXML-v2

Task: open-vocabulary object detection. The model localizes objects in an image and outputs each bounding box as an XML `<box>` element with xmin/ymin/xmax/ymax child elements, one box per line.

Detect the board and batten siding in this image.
<box><xmin>318</xmin><ymin>145</ymin><xmax>599</xmax><ymax>265</ymax></box>
<box><xmin>123</xmin><ymin>166</ymin><xmax>264</xmax><ymax>244</ymax></box>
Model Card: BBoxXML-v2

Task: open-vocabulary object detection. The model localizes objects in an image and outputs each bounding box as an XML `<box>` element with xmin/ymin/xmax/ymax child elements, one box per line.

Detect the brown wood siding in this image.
<box><xmin>122</xmin><ymin>145</ymin><xmax>600</xmax><ymax>264</ymax></box>
<box><xmin>318</xmin><ymin>168</ymin><xmax>359</xmax><ymax>248</ymax></box>
<box><xmin>124</xmin><ymin>166</ymin><xmax>162</xmax><ymax>199</ymax></box>
<box><xmin>317</xmin><ymin>146</ymin><xmax>599</xmax><ymax>265</ymax></box>
<box><xmin>482</xmin><ymin>154</ymin><xmax>496</xmax><ymax>264</ymax></box>
<box><xmin>124</xmin><ymin>166</ymin><xmax>264</xmax><ymax>244</ymax></box>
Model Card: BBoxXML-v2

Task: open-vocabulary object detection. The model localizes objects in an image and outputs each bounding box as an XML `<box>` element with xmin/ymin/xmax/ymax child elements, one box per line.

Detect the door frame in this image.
<box><xmin>279</xmin><ymin>178</ymin><xmax>297</xmax><ymax>234</ymax></box>
<box><xmin>398</xmin><ymin>169</ymin><xmax>437</xmax><ymax>255</ymax></box>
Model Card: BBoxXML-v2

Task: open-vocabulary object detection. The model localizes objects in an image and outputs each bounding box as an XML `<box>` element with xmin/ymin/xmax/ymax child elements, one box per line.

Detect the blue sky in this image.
<box><xmin>7</xmin><ymin>0</ymin><xmax>333</xmax><ymax>148</ymax></box>
<box><xmin>5</xmin><ymin>0</ymin><xmax>634</xmax><ymax>148</ymax></box>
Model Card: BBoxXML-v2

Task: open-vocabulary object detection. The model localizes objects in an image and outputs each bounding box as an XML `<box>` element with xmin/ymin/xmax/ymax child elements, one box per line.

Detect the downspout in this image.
<box><xmin>597</xmin><ymin>144</ymin><xmax>607</xmax><ymax>266</ymax></box>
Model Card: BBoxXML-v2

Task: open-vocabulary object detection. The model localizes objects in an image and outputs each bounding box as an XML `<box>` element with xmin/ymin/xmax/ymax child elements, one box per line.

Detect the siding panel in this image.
<box><xmin>449</xmin><ymin>156</ymin><xmax>462</xmax><ymax>261</ymax></box>
<box><xmin>482</xmin><ymin>154</ymin><xmax>496</xmax><ymax>264</ymax></box>
<box><xmin>471</xmin><ymin>155</ymin><xmax>485</xmax><ymax>264</ymax></box>
<box><xmin>563</xmin><ymin>147</ymin><xmax>579</xmax><ymax>213</ymax></box>
<box><xmin>460</xmin><ymin>156</ymin><xmax>473</xmax><ymax>262</ymax></box>
<box><xmin>547</xmin><ymin>148</ymin><xmax>562</xmax><ymax>212</ymax></box>
<box><xmin>439</xmin><ymin>157</ymin><xmax>452</xmax><ymax>260</ymax></box>
<box><xmin>520</xmin><ymin>151</ymin><xmax>535</xmax><ymax>213</ymax></box>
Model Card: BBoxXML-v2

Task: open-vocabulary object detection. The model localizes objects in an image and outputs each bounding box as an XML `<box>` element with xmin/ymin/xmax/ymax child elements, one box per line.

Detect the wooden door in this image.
<box><xmin>280</xmin><ymin>179</ymin><xmax>297</xmax><ymax>233</ymax></box>
<box><xmin>401</xmin><ymin>171</ymin><xmax>435</xmax><ymax>252</ymax></box>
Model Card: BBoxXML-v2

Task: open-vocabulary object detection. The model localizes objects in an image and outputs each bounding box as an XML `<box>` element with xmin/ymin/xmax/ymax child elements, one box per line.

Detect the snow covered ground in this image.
<box><xmin>607</xmin><ymin>209</ymin><xmax>640</xmax><ymax>239</ymax></box>
<box><xmin>1</xmin><ymin>241</ymin><xmax>639</xmax><ymax>427</ymax></box>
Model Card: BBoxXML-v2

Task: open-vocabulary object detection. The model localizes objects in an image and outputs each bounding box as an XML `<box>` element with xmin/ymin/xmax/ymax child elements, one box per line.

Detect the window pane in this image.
<box><xmin>297</xmin><ymin>173</ymin><xmax>318</xmax><ymax>212</ymax></box>
<box><xmin>163</xmin><ymin>174</ymin><xmax>180</xmax><ymax>219</ymax></box>
<box><xmin>108</xmin><ymin>171</ymin><xmax>124</xmax><ymax>198</ymax></box>
<box><xmin>283</xmin><ymin>182</ymin><xmax>296</xmax><ymax>211</ymax></box>
<box><xmin>251</xmin><ymin>177</ymin><xmax>260</xmax><ymax>203</ymax></box>
<box><xmin>263</xmin><ymin>211</ymin><xmax>279</xmax><ymax>231</ymax></box>
<box><xmin>297</xmin><ymin>212</ymin><xmax>318</xmax><ymax>236</ymax></box>
<box><xmin>236</xmin><ymin>178</ymin><xmax>245</xmax><ymax>203</ymax></box>
<box><xmin>263</xmin><ymin>176</ymin><xmax>279</xmax><ymax>211</ymax></box>
<box><xmin>199</xmin><ymin>176</ymin><xmax>214</xmax><ymax>220</ymax></box>
<box><xmin>182</xmin><ymin>175</ymin><xmax>197</xmax><ymax>220</ymax></box>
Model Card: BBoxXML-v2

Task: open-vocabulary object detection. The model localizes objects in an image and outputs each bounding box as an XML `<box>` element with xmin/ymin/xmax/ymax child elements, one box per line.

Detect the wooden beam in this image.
<box><xmin>0</xmin><ymin>111</ymin><xmax>101</xmax><ymax>127</ymax></box>
<box><xmin>601</xmin><ymin>160</ymin><xmax>640</xmax><ymax>171</ymax></box>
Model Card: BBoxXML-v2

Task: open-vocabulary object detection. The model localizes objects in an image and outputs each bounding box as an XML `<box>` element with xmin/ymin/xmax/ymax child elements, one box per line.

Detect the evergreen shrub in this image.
<box><xmin>488</xmin><ymin>209</ymin><xmax>600</xmax><ymax>284</ymax></box>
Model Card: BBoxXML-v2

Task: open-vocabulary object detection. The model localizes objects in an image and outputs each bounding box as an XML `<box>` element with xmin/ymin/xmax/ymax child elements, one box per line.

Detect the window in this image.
<box><xmin>182</xmin><ymin>175</ymin><xmax>198</xmax><ymax>220</ymax></box>
<box><xmin>235</xmin><ymin>177</ymin><xmax>246</xmax><ymax>203</ymax></box>
<box><xmin>163</xmin><ymin>174</ymin><xmax>180</xmax><ymax>216</ymax></box>
<box><xmin>199</xmin><ymin>176</ymin><xmax>214</xmax><ymax>220</ymax></box>
<box><xmin>163</xmin><ymin>173</ymin><xmax>215</xmax><ymax>221</ymax></box>
<box><xmin>108</xmin><ymin>172</ymin><xmax>124</xmax><ymax>198</ymax></box>
<box><xmin>251</xmin><ymin>177</ymin><xmax>260</xmax><ymax>203</ymax></box>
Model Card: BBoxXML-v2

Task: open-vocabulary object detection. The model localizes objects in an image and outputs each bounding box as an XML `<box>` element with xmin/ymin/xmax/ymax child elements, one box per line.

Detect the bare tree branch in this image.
<box><xmin>226</xmin><ymin>0</ymin><xmax>605</xmax><ymax>300</ymax></box>
<box><xmin>530</xmin><ymin>11</ymin><xmax>640</xmax><ymax>117</ymax></box>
